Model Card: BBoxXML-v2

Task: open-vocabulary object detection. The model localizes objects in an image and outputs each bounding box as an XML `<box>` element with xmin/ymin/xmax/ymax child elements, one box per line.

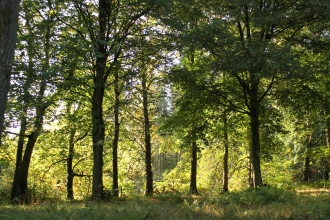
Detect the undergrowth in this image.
<box><xmin>0</xmin><ymin>188</ymin><xmax>329</xmax><ymax>219</ymax></box>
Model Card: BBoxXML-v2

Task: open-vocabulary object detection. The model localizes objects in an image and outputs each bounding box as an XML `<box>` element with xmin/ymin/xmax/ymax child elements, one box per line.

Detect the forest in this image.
<box><xmin>0</xmin><ymin>0</ymin><xmax>330</xmax><ymax>219</ymax></box>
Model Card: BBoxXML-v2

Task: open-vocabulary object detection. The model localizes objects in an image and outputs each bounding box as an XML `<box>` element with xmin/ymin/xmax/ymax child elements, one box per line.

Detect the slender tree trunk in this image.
<box><xmin>91</xmin><ymin>0</ymin><xmax>108</xmax><ymax>200</ymax></box>
<box><xmin>67</xmin><ymin>129</ymin><xmax>75</xmax><ymax>200</ymax></box>
<box><xmin>162</xmin><ymin>152</ymin><xmax>165</xmax><ymax>174</ymax></box>
<box><xmin>248</xmin><ymin>153</ymin><xmax>253</xmax><ymax>188</ymax></box>
<box><xmin>142</xmin><ymin>74</ymin><xmax>153</xmax><ymax>196</ymax></box>
<box><xmin>249</xmin><ymin>83</ymin><xmax>262</xmax><ymax>187</ymax></box>
<box><xmin>303</xmin><ymin>124</ymin><xmax>312</xmax><ymax>183</ymax></box>
<box><xmin>303</xmin><ymin>154</ymin><xmax>311</xmax><ymax>183</ymax></box>
<box><xmin>187</xmin><ymin>49</ymin><xmax>199</xmax><ymax>194</ymax></box>
<box><xmin>303</xmin><ymin>120</ymin><xmax>313</xmax><ymax>183</ymax></box>
<box><xmin>0</xmin><ymin>0</ymin><xmax>20</xmax><ymax>138</ymax></box>
<box><xmin>112</xmin><ymin>72</ymin><xmax>120</xmax><ymax>197</ymax></box>
<box><xmin>324</xmin><ymin>110</ymin><xmax>330</xmax><ymax>181</ymax></box>
<box><xmin>190</xmin><ymin>139</ymin><xmax>199</xmax><ymax>194</ymax></box>
<box><xmin>222</xmin><ymin>111</ymin><xmax>229</xmax><ymax>191</ymax></box>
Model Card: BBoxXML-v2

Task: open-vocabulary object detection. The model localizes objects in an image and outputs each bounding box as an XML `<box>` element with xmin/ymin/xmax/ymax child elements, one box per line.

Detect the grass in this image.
<box><xmin>0</xmin><ymin>188</ymin><xmax>330</xmax><ymax>219</ymax></box>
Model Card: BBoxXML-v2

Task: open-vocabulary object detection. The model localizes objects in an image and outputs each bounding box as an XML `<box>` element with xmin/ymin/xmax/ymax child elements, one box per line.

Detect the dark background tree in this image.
<box><xmin>0</xmin><ymin>0</ymin><xmax>20</xmax><ymax>140</ymax></box>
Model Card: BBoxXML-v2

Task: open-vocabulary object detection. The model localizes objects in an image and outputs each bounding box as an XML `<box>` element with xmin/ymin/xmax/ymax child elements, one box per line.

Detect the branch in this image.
<box><xmin>73</xmin><ymin>158</ymin><xmax>88</xmax><ymax>170</ymax></box>
<box><xmin>233</xmin><ymin>73</ymin><xmax>251</xmax><ymax>111</ymax></box>
<box><xmin>259</xmin><ymin>72</ymin><xmax>276</xmax><ymax>102</ymax></box>
<box><xmin>2</xmin><ymin>130</ymin><xmax>30</xmax><ymax>138</ymax></box>
<box><xmin>202</xmin><ymin>86</ymin><xmax>250</xmax><ymax>115</ymax></box>
<box><xmin>42</xmin><ymin>159</ymin><xmax>67</xmax><ymax>178</ymax></box>
<box><xmin>73</xmin><ymin>131</ymin><xmax>89</xmax><ymax>144</ymax></box>
<box><xmin>73</xmin><ymin>173</ymin><xmax>93</xmax><ymax>178</ymax></box>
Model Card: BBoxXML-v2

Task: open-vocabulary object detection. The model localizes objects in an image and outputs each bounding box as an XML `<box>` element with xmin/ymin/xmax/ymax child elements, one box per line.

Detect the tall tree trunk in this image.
<box><xmin>142</xmin><ymin>74</ymin><xmax>153</xmax><ymax>196</ymax></box>
<box><xmin>190</xmin><ymin>139</ymin><xmax>199</xmax><ymax>194</ymax></box>
<box><xmin>303</xmin><ymin>123</ymin><xmax>312</xmax><ymax>183</ymax></box>
<box><xmin>11</xmin><ymin>106</ymin><xmax>27</xmax><ymax>201</ymax></box>
<box><xmin>249</xmin><ymin>83</ymin><xmax>262</xmax><ymax>187</ymax></box>
<box><xmin>13</xmin><ymin>11</ymin><xmax>51</xmax><ymax>202</ymax></box>
<box><xmin>17</xmin><ymin>90</ymin><xmax>47</xmax><ymax>203</ymax></box>
<box><xmin>91</xmin><ymin>85</ymin><xmax>105</xmax><ymax>200</ymax></box>
<box><xmin>112</xmin><ymin>71</ymin><xmax>120</xmax><ymax>197</ymax></box>
<box><xmin>222</xmin><ymin>111</ymin><xmax>229</xmax><ymax>191</ymax></box>
<box><xmin>303</xmin><ymin>153</ymin><xmax>311</xmax><ymax>183</ymax></box>
<box><xmin>303</xmin><ymin>120</ymin><xmax>313</xmax><ymax>183</ymax></box>
<box><xmin>0</xmin><ymin>0</ymin><xmax>20</xmax><ymax>138</ymax></box>
<box><xmin>67</xmin><ymin>129</ymin><xmax>75</xmax><ymax>200</ymax></box>
<box><xmin>248</xmin><ymin>152</ymin><xmax>254</xmax><ymax>188</ymax></box>
<box><xmin>11</xmin><ymin>59</ymin><xmax>31</xmax><ymax>201</ymax></box>
<box><xmin>324</xmin><ymin>109</ymin><xmax>330</xmax><ymax>181</ymax></box>
<box><xmin>161</xmin><ymin>152</ymin><xmax>165</xmax><ymax>174</ymax></box>
<box><xmin>187</xmin><ymin>49</ymin><xmax>199</xmax><ymax>194</ymax></box>
<box><xmin>91</xmin><ymin>0</ymin><xmax>108</xmax><ymax>200</ymax></box>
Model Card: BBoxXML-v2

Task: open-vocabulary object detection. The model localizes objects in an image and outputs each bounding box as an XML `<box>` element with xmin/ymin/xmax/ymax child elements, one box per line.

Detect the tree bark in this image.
<box><xmin>17</xmin><ymin>92</ymin><xmax>47</xmax><ymax>203</ymax></box>
<box><xmin>249</xmin><ymin>82</ymin><xmax>262</xmax><ymax>187</ymax></box>
<box><xmin>12</xmin><ymin>8</ymin><xmax>50</xmax><ymax>202</ymax></box>
<box><xmin>91</xmin><ymin>85</ymin><xmax>105</xmax><ymax>200</ymax></box>
<box><xmin>67</xmin><ymin>130</ymin><xmax>75</xmax><ymax>200</ymax></box>
<box><xmin>303</xmin><ymin>123</ymin><xmax>312</xmax><ymax>183</ymax></box>
<box><xmin>112</xmin><ymin>71</ymin><xmax>120</xmax><ymax>197</ymax></box>
<box><xmin>11</xmin><ymin>58</ymin><xmax>31</xmax><ymax>201</ymax></box>
<box><xmin>324</xmin><ymin>109</ymin><xmax>330</xmax><ymax>181</ymax></box>
<box><xmin>190</xmin><ymin>139</ymin><xmax>199</xmax><ymax>194</ymax></box>
<box><xmin>142</xmin><ymin>74</ymin><xmax>153</xmax><ymax>196</ymax></box>
<box><xmin>90</xmin><ymin>0</ymin><xmax>108</xmax><ymax>200</ymax></box>
<box><xmin>0</xmin><ymin>0</ymin><xmax>20</xmax><ymax>139</ymax></box>
<box><xmin>11</xmin><ymin>107</ymin><xmax>27</xmax><ymax>201</ymax></box>
<box><xmin>222</xmin><ymin>111</ymin><xmax>229</xmax><ymax>191</ymax></box>
<box><xmin>303</xmin><ymin>153</ymin><xmax>311</xmax><ymax>183</ymax></box>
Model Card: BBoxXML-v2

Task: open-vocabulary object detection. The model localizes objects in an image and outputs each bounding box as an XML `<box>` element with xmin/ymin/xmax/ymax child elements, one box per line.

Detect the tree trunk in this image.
<box><xmin>91</xmin><ymin>85</ymin><xmax>105</xmax><ymax>200</ymax></box>
<box><xmin>303</xmin><ymin>128</ymin><xmax>312</xmax><ymax>183</ymax></box>
<box><xmin>324</xmin><ymin>110</ymin><xmax>330</xmax><ymax>181</ymax></box>
<box><xmin>11</xmin><ymin>107</ymin><xmax>27</xmax><ymax>201</ymax></box>
<box><xmin>0</xmin><ymin>0</ymin><xmax>20</xmax><ymax>138</ymax></box>
<box><xmin>112</xmin><ymin>72</ymin><xmax>120</xmax><ymax>197</ymax></box>
<box><xmin>190</xmin><ymin>140</ymin><xmax>199</xmax><ymax>194</ymax></box>
<box><xmin>249</xmin><ymin>83</ymin><xmax>262</xmax><ymax>187</ymax></box>
<box><xmin>222</xmin><ymin>111</ymin><xmax>229</xmax><ymax>192</ymax></box>
<box><xmin>142</xmin><ymin>74</ymin><xmax>153</xmax><ymax>196</ymax></box>
<box><xmin>248</xmin><ymin>153</ymin><xmax>253</xmax><ymax>188</ymax></box>
<box><xmin>67</xmin><ymin>130</ymin><xmax>75</xmax><ymax>200</ymax></box>
<box><xmin>17</xmin><ymin>95</ymin><xmax>47</xmax><ymax>203</ymax></box>
<box><xmin>11</xmin><ymin>62</ymin><xmax>31</xmax><ymax>201</ymax></box>
<box><xmin>90</xmin><ymin>0</ymin><xmax>108</xmax><ymax>200</ymax></box>
<box><xmin>12</xmin><ymin>10</ymin><xmax>50</xmax><ymax>202</ymax></box>
<box><xmin>303</xmin><ymin>154</ymin><xmax>311</xmax><ymax>183</ymax></box>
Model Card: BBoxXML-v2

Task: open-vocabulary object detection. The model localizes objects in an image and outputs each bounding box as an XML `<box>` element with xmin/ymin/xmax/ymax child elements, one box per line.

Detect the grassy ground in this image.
<box><xmin>0</xmin><ymin>188</ymin><xmax>330</xmax><ymax>220</ymax></box>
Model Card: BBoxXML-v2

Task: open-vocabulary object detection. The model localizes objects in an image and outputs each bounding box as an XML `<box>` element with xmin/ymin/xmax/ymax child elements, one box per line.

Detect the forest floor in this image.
<box><xmin>0</xmin><ymin>188</ymin><xmax>329</xmax><ymax>219</ymax></box>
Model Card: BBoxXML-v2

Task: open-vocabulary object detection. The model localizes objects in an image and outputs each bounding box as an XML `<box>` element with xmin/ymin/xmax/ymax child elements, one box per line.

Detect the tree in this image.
<box><xmin>54</xmin><ymin>0</ymin><xmax>153</xmax><ymax>200</ymax></box>
<box><xmin>171</xmin><ymin>0</ymin><xmax>330</xmax><ymax>187</ymax></box>
<box><xmin>0</xmin><ymin>0</ymin><xmax>20</xmax><ymax>141</ymax></box>
<box><xmin>222</xmin><ymin>110</ymin><xmax>229</xmax><ymax>191</ymax></box>
<box><xmin>111</xmin><ymin>68</ymin><xmax>121</xmax><ymax>197</ymax></box>
<box><xmin>141</xmin><ymin>71</ymin><xmax>153</xmax><ymax>195</ymax></box>
<box><xmin>10</xmin><ymin>0</ymin><xmax>62</xmax><ymax>203</ymax></box>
